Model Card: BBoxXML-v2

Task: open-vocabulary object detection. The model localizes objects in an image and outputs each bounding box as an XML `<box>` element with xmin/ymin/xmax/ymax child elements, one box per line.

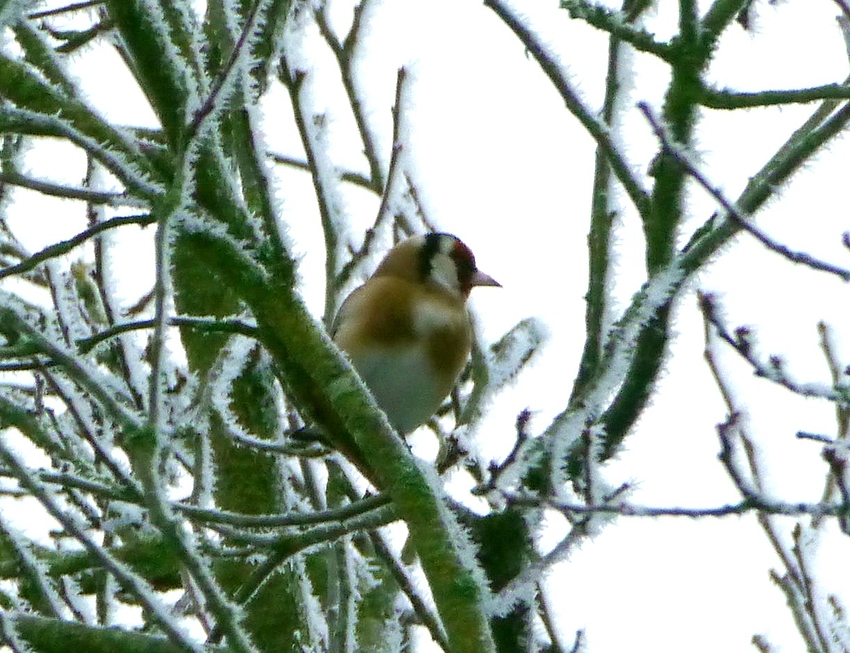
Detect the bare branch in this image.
<box><xmin>0</xmin><ymin>214</ymin><xmax>154</xmax><ymax>283</ymax></box>
<box><xmin>0</xmin><ymin>170</ymin><xmax>145</xmax><ymax>207</ymax></box>
<box><xmin>560</xmin><ymin>0</ymin><xmax>673</xmax><ymax>59</ymax></box>
<box><xmin>701</xmin><ymin>83</ymin><xmax>850</xmax><ymax>109</ymax></box>
<box><xmin>27</xmin><ymin>1</ymin><xmax>105</xmax><ymax>20</ymax></box>
<box><xmin>369</xmin><ymin>530</ymin><xmax>449</xmax><ymax>652</ymax></box>
<box><xmin>639</xmin><ymin>102</ymin><xmax>850</xmax><ymax>282</ymax></box>
<box><xmin>0</xmin><ymin>440</ymin><xmax>201</xmax><ymax>651</ymax></box>
<box><xmin>699</xmin><ymin>293</ymin><xmax>845</xmax><ymax>403</ymax></box>
<box><xmin>334</xmin><ymin>67</ymin><xmax>412</xmax><ymax>294</ymax></box>
<box><xmin>314</xmin><ymin>0</ymin><xmax>386</xmax><ymax>190</ymax></box>
<box><xmin>485</xmin><ymin>0</ymin><xmax>651</xmax><ymax>219</ymax></box>
<box><xmin>186</xmin><ymin>0</ymin><xmax>269</xmax><ymax>143</ymax></box>
<box><xmin>268</xmin><ymin>151</ymin><xmax>375</xmax><ymax>192</ymax></box>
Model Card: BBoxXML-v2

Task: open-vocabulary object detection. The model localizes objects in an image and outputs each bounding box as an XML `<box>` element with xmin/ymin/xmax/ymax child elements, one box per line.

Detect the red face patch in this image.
<box><xmin>451</xmin><ymin>238</ymin><xmax>477</xmax><ymax>294</ymax></box>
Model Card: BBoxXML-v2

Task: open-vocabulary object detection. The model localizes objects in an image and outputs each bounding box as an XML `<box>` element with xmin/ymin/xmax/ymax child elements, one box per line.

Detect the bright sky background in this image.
<box><xmin>6</xmin><ymin>0</ymin><xmax>850</xmax><ymax>651</ymax></box>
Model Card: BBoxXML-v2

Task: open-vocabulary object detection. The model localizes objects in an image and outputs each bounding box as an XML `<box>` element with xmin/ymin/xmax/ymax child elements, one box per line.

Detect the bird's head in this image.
<box><xmin>374</xmin><ymin>232</ymin><xmax>500</xmax><ymax>299</ymax></box>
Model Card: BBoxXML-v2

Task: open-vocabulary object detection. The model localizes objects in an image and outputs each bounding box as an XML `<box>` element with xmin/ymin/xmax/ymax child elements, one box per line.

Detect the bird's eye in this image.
<box><xmin>420</xmin><ymin>233</ymin><xmax>479</xmax><ymax>294</ymax></box>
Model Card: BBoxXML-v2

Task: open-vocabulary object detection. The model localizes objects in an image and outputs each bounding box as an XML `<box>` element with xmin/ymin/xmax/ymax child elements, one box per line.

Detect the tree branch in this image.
<box><xmin>485</xmin><ymin>0</ymin><xmax>651</xmax><ymax>219</ymax></box>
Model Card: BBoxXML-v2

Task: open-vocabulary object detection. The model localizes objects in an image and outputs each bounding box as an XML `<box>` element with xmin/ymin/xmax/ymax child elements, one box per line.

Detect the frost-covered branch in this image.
<box><xmin>510</xmin><ymin>494</ymin><xmax>850</xmax><ymax>520</ymax></box>
<box><xmin>0</xmin><ymin>301</ymin><xmax>142</xmax><ymax>430</ymax></box>
<box><xmin>280</xmin><ymin>63</ymin><xmax>350</xmax><ymax>320</ymax></box>
<box><xmin>493</xmin><ymin>520</ymin><xmax>588</xmax><ymax>617</ymax></box>
<box><xmin>314</xmin><ymin>0</ymin><xmax>386</xmax><ymax>191</ymax></box>
<box><xmin>700</xmin><ymin>0</ymin><xmax>751</xmax><ymax>39</ymax></box>
<box><xmin>400</xmin><ymin>172</ymin><xmax>437</xmax><ymax>233</ymax></box>
<box><xmin>0</xmin><ymin>440</ymin><xmax>200</xmax><ymax>651</ymax></box>
<box><xmin>571</xmin><ymin>0</ymin><xmax>654</xmax><ymax>404</ymax></box>
<box><xmin>76</xmin><ymin>315</ymin><xmax>258</xmax><ymax>354</ymax></box>
<box><xmin>0</xmin><ymin>515</ymin><xmax>65</xmax><ymax>619</ymax></box>
<box><xmin>681</xmin><ymin>93</ymin><xmax>850</xmax><ymax>277</ymax></box>
<box><xmin>6</xmin><ymin>469</ymin><xmax>136</xmax><ymax>503</ymax></box>
<box><xmin>268</xmin><ymin>151</ymin><xmax>375</xmax><ymax>191</ymax></box>
<box><xmin>0</xmin><ymin>170</ymin><xmax>145</xmax><ymax>207</ymax></box>
<box><xmin>0</xmin><ymin>54</ymin><xmax>163</xmax><ymax>198</ymax></box>
<box><xmin>702</xmin><ymin>293</ymin><xmax>850</xmax><ymax>652</ymax></box>
<box><xmin>202</xmin><ymin>500</ymin><xmax>396</xmax><ymax>642</ymax></box>
<box><xmin>27</xmin><ymin>1</ymin><xmax>105</xmax><ymax>21</ymax></box>
<box><xmin>814</xmin><ymin>322</ymin><xmax>850</xmax><ymax>529</ymax></box>
<box><xmin>2</xmin><ymin>609</ymin><xmax>227</xmax><ymax>653</ymax></box>
<box><xmin>700</xmin><ymin>293</ymin><xmax>846</xmax><ymax>404</ymax></box>
<box><xmin>333</xmin><ymin>66</ymin><xmax>412</xmax><ymax>297</ymax></box>
<box><xmin>559</xmin><ymin>0</ymin><xmax>674</xmax><ymax>59</ymax></box>
<box><xmin>538</xmin><ymin>588</ymin><xmax>572</xmax><ymax>653</ymax></box>
<box><xmin>486</xmin><ymin>0</ymin><xmax>651</xmax><ymax>219</ymax></box>
<box><xmin>186</xmin><ymin>0</ymin><xmax>270</xmax><ymax>143</ymax></box>
<box><xmin>640</xmin><ymin>102</ymin><xmax>850</xmax><ymax>282</ymax></box>
<box><xmin>130</xmin><ymin>177</ymin><xmax>258</xmax><ymax>653</ymax></box>
<box><xmin>369</xmin><ymin>530</ymin><xmax>450</xmax><ymax>651</ymax></box>
<box><xmin>701</xmin><ymin>82</ymin><xmax>850</xmax><ymax>109</ymax></box>
<box><xmin>475</xmin><ymin>257</ymin><xmax>685</xmax><ymax>500</ymax></box>
<box><xmin>178</xmin><ymin>493</ymin><xmax>391</xmax><ymax>528</ymax></box>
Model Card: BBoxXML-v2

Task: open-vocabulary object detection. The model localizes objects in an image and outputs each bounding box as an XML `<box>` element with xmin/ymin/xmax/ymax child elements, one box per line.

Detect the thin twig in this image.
<box><xmin>146</xmin><ymin>196</ymin><xmax>176</xmax><ymax>451</ymax></box>
<box><xmin>699</xmin><ymin>292</ymin><xmax>844</xmax><ymax>403</ymax></box>
<box><xmin>85</xmin><ymin>156</ymin><xmax>146</xmax><ymax>410</ymax></box>
<box><xmin>513</xmin><ymin>495</ymin><xmax>850</xmax><ymax>519</ymax></box>
<box><xmin>0</xmin><ymin>307</ymin><xmax>141</xmax><ymax>429</ymax></box>
<box><xmin>205</xmin><ymin>501</ymin><xmax>398</xmax><ymax>643</ymax></box>
<box><xmin>314</xmin><ymin>0</ymin><xmax>385</xmax><ymax>191</ymax></box>
<box><xmin>700</xmin><ymin>83</ymin><xmax>850</xmax><ymax>110</ymax></box>
<box><xmin>334</xmin><ymin>67</ymin><xmax>411</xmax><ymax>293</ymax></box>
<box><xmin>186</xmin><ymin>0</ymin><xmax>268</xmax><ymax>142</ymax></box>
<box><xmin>369</xmin><ymin>530</ymin><xmax>449</xmax><ymax>651</ymax></box>
<box><xmin>538</xmin><ymin>585</ymin><xmax>571</xmax><ymax>653</ymax></box>
<box><xmin>402</xmin><ymin>172</ymin><xmax>437</xmax><ymax>233</ymax></box>
<box><xmin>560</xmin><ymin>0</ymin><xmax>673</xmax><ymax>59</ymax></box>
<box><xmin>0</xmin><ymin>214</ymin><xmax>154</xmax><ymax>282</ymax></box>
<box><xmin>0</xmin><ymin>171</ymin><xmax>145</xmax><ymax>207</ymax></box>
<box><xmin>37</xmin><ymin>369</ymin><xmax>142</xmax><ymax>492</ymax></box>
<box><xmin>791</xmin><ymin>525</ymin><xmax>833</xmax><ymax>651</ymax></box>
<box><xmin>0</xmin><ymin>515</ymin><xmax>64</xmax><ymax>619</ymax></box>
<box><xmin>814</xmin><ymin>321</ymin><xmax>850</xmax><ymax>527</ymax></box>
<box><xmin>281</xmin><ymin>62</ymin><xmax>346</xmax><ymax>322</ymax></box>
<box><xmin>178</xmin><ymin>493</ymin><xmax>391</xmax><ymax>528</ymax></box>
<box><xmin>486</xmin><ymin>0</ymin><xmax>651</xmax><ymax>219</ymax></box>
<box><xmin>0</xmin><ymin>440</ymin><xmax>202</xmax><ymax>651</ymax></box>
<box><xmin>268</xmin><ymin>152</ymin><xmax>374</xmax><ymax>192</ymax></box>
<box><xmin>27</xmin><ymin>0</ymin><xmax>104</xmax><ymax>19</ymax></box>
<box><xmin>701</xmin><ymin>287</ymin><xmax>841</xmax><ymax>650</ymax></box>
<box><xmin>76</xmin><ymin>316</ymin><xmax>258</xmax><ymax>354</ymax></box>
<box><xmin>639</xmin><ymin>102</ymin><xmax>850</xmax><ymax>282</ymax></box>
<box><xmin>797</xmin><ymin>431</ymin><xmax>836</xmax><ymax>444</ymax></box>
<box><xmin>495</xmin><ymin>521</ymin><xmax>588</xmax><ymax>616</ymax></box>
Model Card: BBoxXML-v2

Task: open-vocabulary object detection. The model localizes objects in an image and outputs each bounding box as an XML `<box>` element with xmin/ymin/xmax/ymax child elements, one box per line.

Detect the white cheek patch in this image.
<box><xmin>429</xmin><ymin>253</ymin><xmax>460</xmax><ymax>294</ymax></box>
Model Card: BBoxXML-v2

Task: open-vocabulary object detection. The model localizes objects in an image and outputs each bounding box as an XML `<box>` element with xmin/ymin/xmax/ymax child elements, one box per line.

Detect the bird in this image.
<box><xmin>331</xmin><ymin>233</ymin><xmax>500</xmax><ymax>435</ymax></box>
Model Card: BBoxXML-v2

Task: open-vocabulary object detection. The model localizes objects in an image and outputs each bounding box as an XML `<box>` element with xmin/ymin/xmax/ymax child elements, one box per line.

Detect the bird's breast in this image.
<box><xmin>332</xmin><ymin>279</ymin><xmax>473</xmax><ymax>434</ymax></box>
<box><xmin>411</xmin><ymin>299</ymin><xmax>471</xmax><ymax>382</ymax></box>
<box><xmin>346</xmin><ymin>343</ymin><xmax>450</xmax><ymax>434</ymax></box>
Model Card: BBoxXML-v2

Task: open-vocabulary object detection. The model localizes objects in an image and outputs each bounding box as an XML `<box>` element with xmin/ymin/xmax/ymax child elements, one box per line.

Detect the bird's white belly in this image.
<box><xmin>349</xmin><ymin>345</ymin><xmax>446</xmax><ymax>435</ymax></box>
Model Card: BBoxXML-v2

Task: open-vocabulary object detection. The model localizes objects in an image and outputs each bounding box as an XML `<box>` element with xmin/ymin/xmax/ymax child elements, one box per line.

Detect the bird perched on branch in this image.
<box><xmin>332</xmin><ymin>233</ymin><xmax>500</xmax><ymax>435</ymax></box>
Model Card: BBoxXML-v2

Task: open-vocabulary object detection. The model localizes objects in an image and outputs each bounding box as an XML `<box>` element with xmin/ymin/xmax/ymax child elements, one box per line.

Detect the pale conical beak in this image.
<box><xmin>472</xmin><ymin>270</ymin><xmax>501</xmax><ymax>288</ymax></box>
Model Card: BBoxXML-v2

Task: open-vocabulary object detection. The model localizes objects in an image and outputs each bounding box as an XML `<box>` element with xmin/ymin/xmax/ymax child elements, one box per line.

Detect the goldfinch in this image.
<box><xmin>332</xmin><ymin>233</ymin><xmax>500</xmax><ymax>435</ymax></box>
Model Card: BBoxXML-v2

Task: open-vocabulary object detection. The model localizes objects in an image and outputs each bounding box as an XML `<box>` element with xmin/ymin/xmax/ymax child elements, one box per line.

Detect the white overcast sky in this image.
<box><xmin>7</xmin><ymin>0</ymin><xmax>850</xmax><ymax>651</ymax></box>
